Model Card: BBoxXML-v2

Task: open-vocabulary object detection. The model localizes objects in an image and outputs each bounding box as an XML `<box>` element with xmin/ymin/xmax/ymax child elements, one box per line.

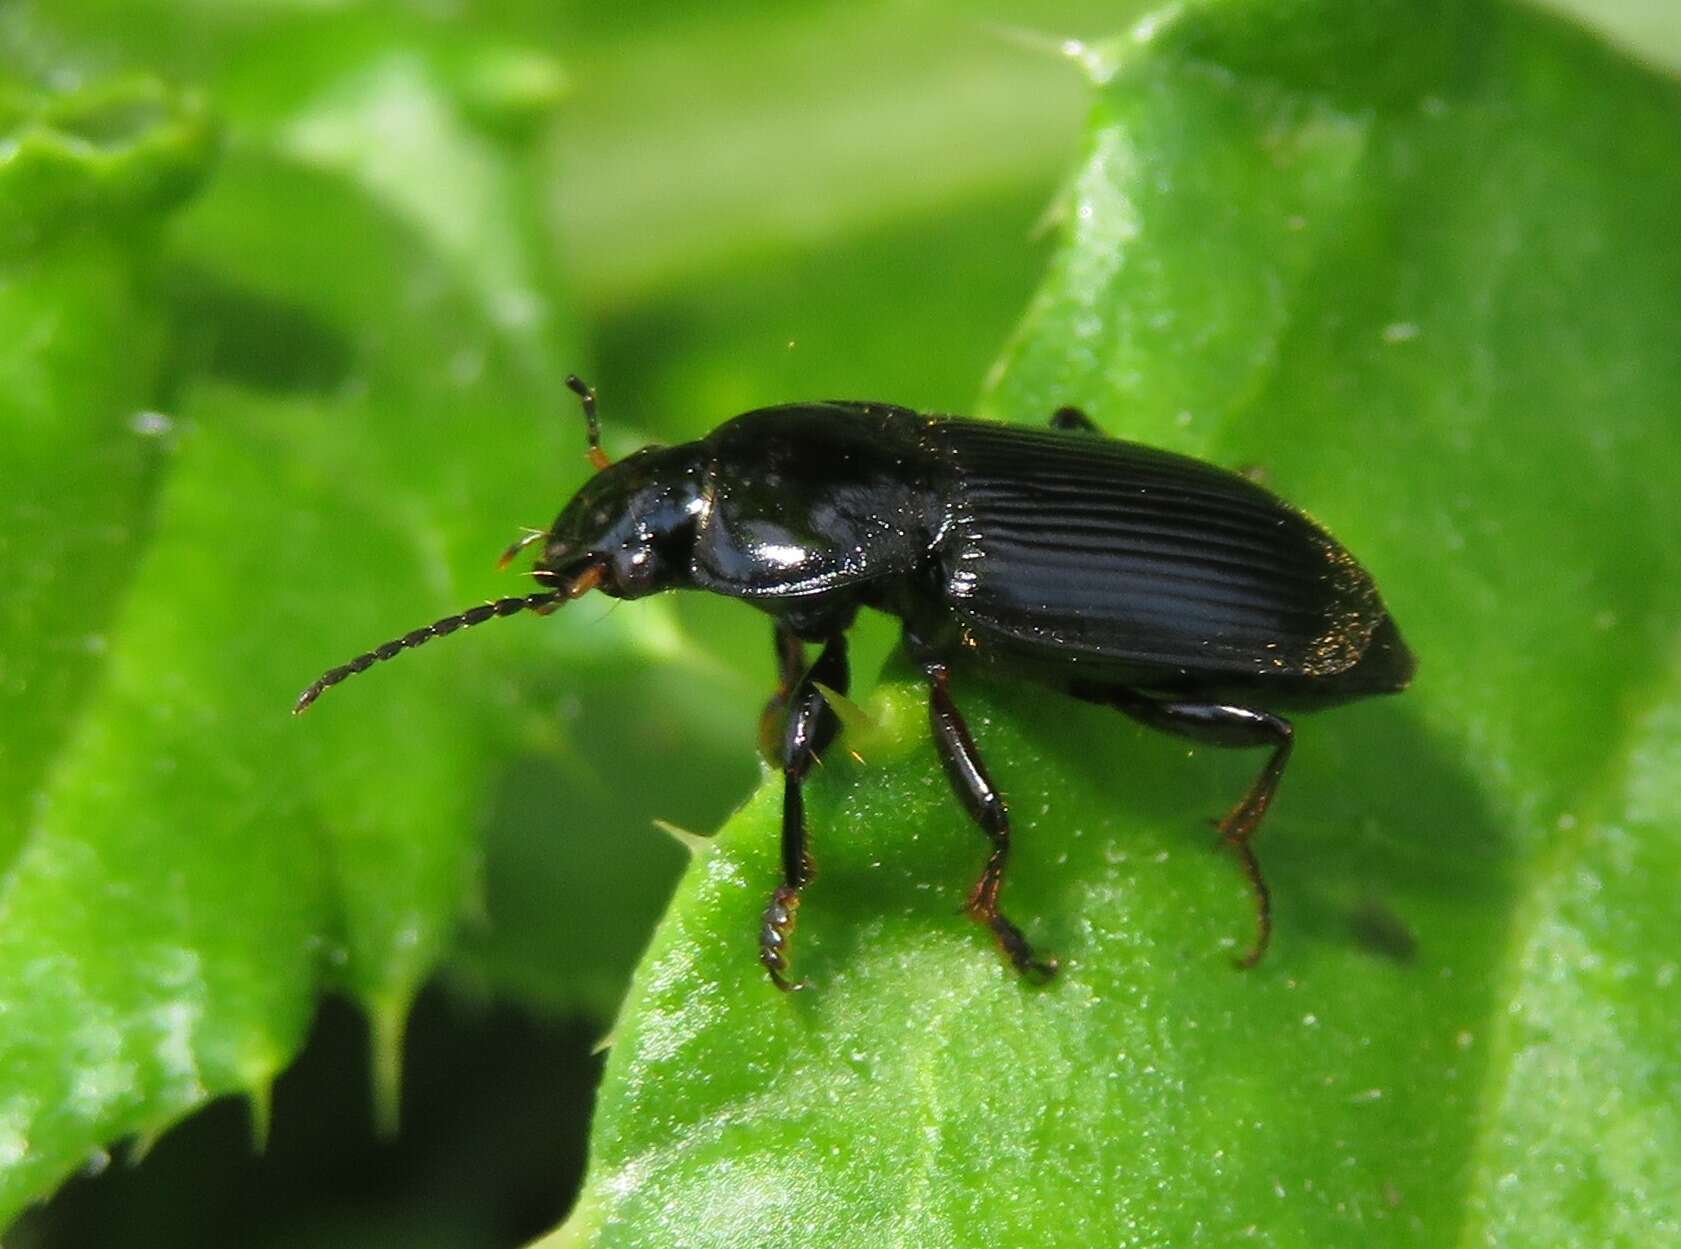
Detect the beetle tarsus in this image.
<box><xmin>1222</xmin><ymin>835</ymin><xmax>1272</xmax><ymax>969</ymax></box>
<box><xmin>968</xmin><ymin>897</ymin><xmax>1060</xmax><ymax>982</ymax></box>
<box><xmin>761</xmin><ymin>884</ymin><xmax>808</xmax><ymax>991</ymax></box>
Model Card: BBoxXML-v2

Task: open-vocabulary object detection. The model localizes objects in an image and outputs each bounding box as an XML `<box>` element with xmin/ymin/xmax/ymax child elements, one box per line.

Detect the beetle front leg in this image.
<box><xmin>1096</xmin><ymin>688</ymin><xmax>1294</xmax><ymax>968</ymax></box>
<box><xmin>924</xmin><ymin>663</ymin><xmax>1058</xmax><ymax>983</ymax></box>
<box><xmin>760</xmin><ymin>633</ymin><xmax>849</xmax><ymax>991</ymax></box>
<box><xmin>758</xmin><ymin>623</ymin><xmax>807</xmax><ymax>766</ymax></box>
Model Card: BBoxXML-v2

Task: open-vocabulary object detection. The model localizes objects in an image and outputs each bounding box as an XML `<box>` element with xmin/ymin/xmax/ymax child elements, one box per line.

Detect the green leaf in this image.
<box><xmin>0</xmin><ymin>37</ymin><xmax>720</xmax><ymax>1219</ymax></box>
<box><xmin>2</xmin><ymin>5</ymin><xmax>1107</xmax><ymax>1223</ymax></box>
<box><xmin>545</xmin><ymin>2</ymin><xmax>1101</xmax><ymax>303</ymax></box>
<box><xmin>0</xmin><ymin>74</ymin><xmax>207</xmax><ymax>865</ymax></box>
<box><xmin>0</xmin><ymin>72</ymin><xmax>213</xmax><ymax>254</ymax></box>
<box><xmin>0</xmin><ymin>74</ymin><xmax>213</xmax><ymax>1209</ymax></box>
<box><xmin>550</xmin><ymin>1</ymin><xmax>1681</xmax><ymax>1245</ymax></box>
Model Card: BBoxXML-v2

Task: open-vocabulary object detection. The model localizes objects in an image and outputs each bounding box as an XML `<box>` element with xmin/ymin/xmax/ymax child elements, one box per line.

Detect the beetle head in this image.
<box><xmin>533</xmin><ymin>444</ymin><xmax>708</xmax><ymax>598</ymax></box>
<box><xmin>293</xmin><ymin>377</ymin><xmax>708</xmax><ymax>715</ymax></box>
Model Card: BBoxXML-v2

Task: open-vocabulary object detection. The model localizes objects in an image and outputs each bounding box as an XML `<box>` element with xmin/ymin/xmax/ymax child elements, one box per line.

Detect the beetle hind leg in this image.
<box><xmin>1049</xmin><ymin>405</ymin><xmax>1102</xmax><ymax>435</ymax></box>
<box><xmin>925</xmin><ymin>662</ymin><xmax>1058</xmax><ymax>983</ymax></box>
<box><xmin>1082</xmin><ymin>686</ymin><xmax>1293</xmax><ymax>968</ymax></box>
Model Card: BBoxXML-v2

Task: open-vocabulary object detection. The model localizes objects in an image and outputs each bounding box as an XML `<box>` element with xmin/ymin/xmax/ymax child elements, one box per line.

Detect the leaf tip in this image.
<box><xmin>245</xmin><ymin>1079</ymin><xmax>275</xmax><ymax>1153</ymax></box>
<box><xmin>367</xmin><ymin>994</ymin><xmax>410</xmax><ymax>1138</ymax></box>
<box><xmin>809</xmin><ymin>680</ymin><xmax>878</xmax><ymax>743</ymax></box>
<box><xmin>652</xmin><ymin>818</ymin><xmax>711</xmax><ymax>857</ymax></box>
<box><xmin>125</xmin><ymin>1126</ymin><xmax>164</xmax><ymax>1167</ymax></box>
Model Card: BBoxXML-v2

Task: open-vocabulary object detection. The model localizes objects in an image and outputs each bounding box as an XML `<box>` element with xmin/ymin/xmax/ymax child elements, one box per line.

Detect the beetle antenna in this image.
<box><xmin>294</xmin><ymin>564</ymin><xmax>604</xmax><ymax>714</ymax></box>
<box><xmin>567</xmin><ymin>373</ymin><xmax>610</xmax><ymax>472</ymax></box>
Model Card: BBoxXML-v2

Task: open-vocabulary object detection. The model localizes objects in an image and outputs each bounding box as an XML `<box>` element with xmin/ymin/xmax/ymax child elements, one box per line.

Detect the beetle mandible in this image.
<box><xmin>297</xmin><ymin>377</ymin><xmax>1415</xmax><ymax>990</ymax></box>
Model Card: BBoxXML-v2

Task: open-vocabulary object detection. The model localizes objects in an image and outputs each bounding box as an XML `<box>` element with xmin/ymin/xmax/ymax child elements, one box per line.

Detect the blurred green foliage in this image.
<box><xmin>549</xmin><ymin>2</ymin><xmax>1681</xmax><ymax>1244</ymax></box>
<box><xmin>1</xmin><ymin>0</ymin><xmax>1679</xmax><ymax>1246</ymax></box>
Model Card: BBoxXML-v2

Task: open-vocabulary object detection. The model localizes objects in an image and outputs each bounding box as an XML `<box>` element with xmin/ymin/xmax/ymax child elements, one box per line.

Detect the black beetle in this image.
<box><xmin>298</xmin><ymin>378</ymin><xmax>1414</xmax><ymax>990</ymax></box>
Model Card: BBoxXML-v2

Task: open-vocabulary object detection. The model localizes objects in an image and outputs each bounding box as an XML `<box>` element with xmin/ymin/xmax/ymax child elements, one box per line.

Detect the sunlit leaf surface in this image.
<box><xmin>551</xmin><ymin>2</ymin><xmax>1681</xmax><ymax>1244</ymax></box>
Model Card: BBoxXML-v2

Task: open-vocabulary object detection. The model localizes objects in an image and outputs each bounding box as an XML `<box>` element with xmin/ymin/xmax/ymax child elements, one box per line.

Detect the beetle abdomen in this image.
<box><xmin>929</xmin><ymin>420</ymin><xmax>1399</xmax><ymax>687</ymax></box>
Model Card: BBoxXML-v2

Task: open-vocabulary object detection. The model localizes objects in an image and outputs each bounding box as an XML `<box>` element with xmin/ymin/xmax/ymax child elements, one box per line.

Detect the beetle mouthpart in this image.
<box><xmin>497</xmin><ymin>528</ymin><xmax>547</xmax><ymax>570</ymax></box>
<box><xmin>528</xmin><ymin>561</ymin><xmax>602</xmax><ymax>609</ymax></box>
<box><xmin>293</xmin><ymin>561</ymin><xmax>605</xmax><ymax>714</ymax></box>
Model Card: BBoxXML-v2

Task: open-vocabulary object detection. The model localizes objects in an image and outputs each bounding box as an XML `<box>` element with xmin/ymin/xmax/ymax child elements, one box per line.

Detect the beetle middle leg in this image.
<box><xmin>1082</xmin><ymin>686</ymin><xmax>1294</xmax><ymax>968</ymax></box>
<box><xmin>924</xmin><ymin>663</ymin><xmax>1058</xmax><ymax>983</ymax></box>
<box><xmin>760</xmin><ymin>633</ymin><xmax>849</xmax><ymax>991</ymax></box>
